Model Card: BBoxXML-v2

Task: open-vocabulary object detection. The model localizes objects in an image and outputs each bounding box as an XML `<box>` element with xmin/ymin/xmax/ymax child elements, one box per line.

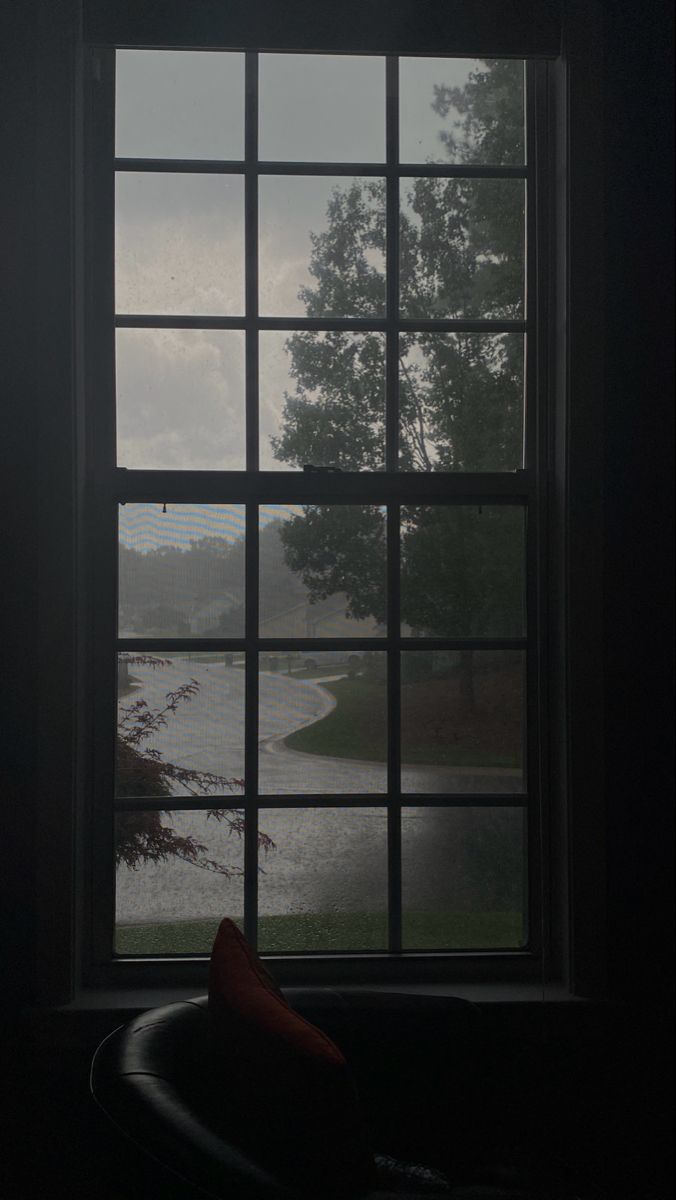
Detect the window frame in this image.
<box><xmin>35</xmin><ymin>1</ymin><xmax>606</xmax><ymax>1004</ymax></box>
<box><xmin>79</xmin><ymin>45</ymin><xmax>552</xmax><ymax>989</ymax></box>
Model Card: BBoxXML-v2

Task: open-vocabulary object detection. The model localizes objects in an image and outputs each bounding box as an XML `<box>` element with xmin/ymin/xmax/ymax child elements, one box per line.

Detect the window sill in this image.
<box><xmin>55</xmin><ymin>979</ymin><xmax>581</xmax><ymax>1013</ymax></box>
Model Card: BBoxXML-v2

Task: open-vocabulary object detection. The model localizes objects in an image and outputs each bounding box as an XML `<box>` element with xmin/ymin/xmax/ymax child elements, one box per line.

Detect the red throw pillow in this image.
<box><xmin>207</xmin><ymin>918</ymin><xmax>374</xmax><ymax>1194</ymax></box>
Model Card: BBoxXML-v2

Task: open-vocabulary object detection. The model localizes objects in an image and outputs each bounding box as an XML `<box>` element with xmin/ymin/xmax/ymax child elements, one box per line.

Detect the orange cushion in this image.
<box><xmin>207</xmin><ymin>918</ymin><xmax>374</xmax><ymax>1194</ymax></box>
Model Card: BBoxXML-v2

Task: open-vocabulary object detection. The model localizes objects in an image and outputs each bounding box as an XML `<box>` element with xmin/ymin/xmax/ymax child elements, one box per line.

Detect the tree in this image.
<box><xmin>273</xmin><ymin>61</ymin><xmax>525</xmax><ymax>678</ymax></box>
<box><xmin>116</xmin><ymin>656</ymin><xmax>273</xmax><ymax>875</ymax></box>
<box><xmin>119</xmin><ymin>535</ymin><xmax>245</xmax><ymax>636</ymax></box>
<box><xmin>267</xmin><ymin>63</ymin><xmax>525</xmax><ymax>914</ymax></box>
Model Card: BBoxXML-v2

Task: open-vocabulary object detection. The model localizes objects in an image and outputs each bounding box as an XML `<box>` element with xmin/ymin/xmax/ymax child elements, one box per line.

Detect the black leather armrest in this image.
<box><xmin>91</xmin><ymin>1014</ymin><xmax>296</xmax><ymax>1200</ymax></box>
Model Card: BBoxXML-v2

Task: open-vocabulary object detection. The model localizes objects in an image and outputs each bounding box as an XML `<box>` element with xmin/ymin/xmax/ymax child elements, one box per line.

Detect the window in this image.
<box><xmin>84</xmin><ymin>42</ymin><xmax>552</xmax><ymax>984</ymax></box>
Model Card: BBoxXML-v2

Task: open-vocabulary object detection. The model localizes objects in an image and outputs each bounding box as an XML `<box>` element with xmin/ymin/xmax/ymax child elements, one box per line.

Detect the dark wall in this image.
<box><xmin>2</xmin><ymin>0</ymin><xmax>674</xmax><ymax>1001</ymax></box>
<box><xmin>3</xmin><ymin>0</ymin><xmax>671</xmax><ymax>1011</ymax></box>
<box><xmin>599</xmin><ymin>6</ymin><xmax>674</xmax><ymax>1190</ymax></box>
<box><xmin>602</xmin><ymin>0</ymin><xmax>674</xmax><ymax>1009</ymax></box>
<box><xmin>2</xmin><ymin>0</ymin><xmax>40</xmax><ymax>1011</ymax></box>
<box><xmin>1</xmin><ymin>3</ymin><xmax>673</xmax><ymax>1194</ymax></box>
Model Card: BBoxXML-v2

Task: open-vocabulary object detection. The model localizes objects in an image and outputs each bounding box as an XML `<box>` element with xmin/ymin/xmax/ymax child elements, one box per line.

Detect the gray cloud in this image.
<box><xmin>116</xmin><ymin>328</ymin><xmax>245</xmax><ymax>469</ymax></box>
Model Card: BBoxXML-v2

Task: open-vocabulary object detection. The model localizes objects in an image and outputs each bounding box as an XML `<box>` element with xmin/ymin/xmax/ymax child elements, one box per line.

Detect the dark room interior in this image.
<box><xmin>2</xmin><ymin>2</ymin><xmax>673</xmax><ymax>1198</ymax></box>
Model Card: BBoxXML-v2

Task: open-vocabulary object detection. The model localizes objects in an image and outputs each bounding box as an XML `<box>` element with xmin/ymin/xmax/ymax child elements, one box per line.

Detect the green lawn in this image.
<box><xmin>115</xmin><ymin>910</ymin><xmax>524</xmax><ymax>956</ymax></box>
<box><xmin>258</xmin><ymin>662</ymin><xmax>351</xmax><ymax>681</ymax></box>
<box><xmin>284</xmin><ymin>675</ymin><xmax>519</xmax><ymax>768</ymax></box>
<box><xmin>287</xmin><ymin>665</ymin><xmax>349</xmax><ymax>681</ymax></box>
<box><xmin>284</xmin><ymin>676</ymin><xmax>386</xmax><ymax>760</ymax></box>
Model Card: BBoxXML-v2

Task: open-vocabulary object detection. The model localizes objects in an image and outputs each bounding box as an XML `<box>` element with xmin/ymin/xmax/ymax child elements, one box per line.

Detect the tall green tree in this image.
<box><xmin>274</xmin><ymin>61</ymin><xmax>525</xmax><ymax>649</ymax></box>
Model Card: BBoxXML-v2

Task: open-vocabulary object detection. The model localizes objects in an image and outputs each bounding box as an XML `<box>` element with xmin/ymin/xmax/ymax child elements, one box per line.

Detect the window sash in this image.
<box><xmin>84</xmin><ymin>47</ymin><xmax>549</xmax><ymax>978</ymax></box>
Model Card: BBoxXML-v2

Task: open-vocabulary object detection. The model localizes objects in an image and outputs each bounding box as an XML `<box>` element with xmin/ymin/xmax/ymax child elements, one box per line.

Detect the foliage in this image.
<box><xmin>273</xmin><ymin>60</ymin><xmax>525</xmax><ymax>649</ymax></box>
<box><xmin>119</xmin><ymin>520</ymin><xmax>319</xmax><ymax>637</ymax></box>
<box><xmin>400</xmin><ymin>505</ymin><xmax>524</xmax><ymax>638</ymax></box>
<box><xmin>115</xmin><ymin>656</ymin><xmax>273</xmax><ymax>875</ymax></box>
<box><xmin>281</xmin><ymin>505</ymin><xmax>387</xmax><ymax>625</ymax></box>
<box><xmin>119</xmin><ymin>535</ymin><xmax>244</xmax><ymax>636</ymax></box>
<box><xmin>432</xmin><ymin>58</ymin><xmax>524</xmax><ymax>165</ymax></box>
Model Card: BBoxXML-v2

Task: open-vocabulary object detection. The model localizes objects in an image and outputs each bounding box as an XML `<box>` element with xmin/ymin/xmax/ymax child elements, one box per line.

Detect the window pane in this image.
<box><xmin>116</xmin><ymin>173</ymin><xmax>244</xmax><ymax>315</ymax></box>
<box><xmin>259</xmin><ymin>505</ymin><xmax>386</xmax><ymax>637</ymax></box>
<box><xmin>259</xmin><ymin>330</ymin><xmax>386</xmax><ymax>471</ymax></box>
<box><xmin>257</xmin><ymin>808</ymin><xmax>388</xmax><ymax>951</ymax></box>
<box><xmin>116</xmin><ymin>653</ymin><xmax>245</xmax><ymax>798</ymax></box>
<box><xmin>399</xmin><ymin>58</ymin><xmax>524</xmax><ymax>165</ymax></box>
<box><xmin>400</xmin><ymin>178</ymin><xmax>524</xmax><ymax>319</ymax></box>
<box><xmin>401</xmin><ymin>650</ymin><xmax>524</xmax><ymax>793</ymax></box>
<box><xmin>119</xmin><ymin>503</ymin><xmax>245</xmax><ymax>638</ymax></box>
<box><xmin>259</xmin><ymin>54</ymin><xmax>385</xmax><ymax>162</ymax></box>
<box><xmin>402</xmin><ymin>806</ymin><xmax>526</xmax><ymax>948</ymax></box>
<box><xmin>115</xmin><ymin>809</ymin><xmax>245</xmax><ymax>954</ymax></box>
<box><xmin>259</xmin><ymin>176</ymin><xmax>386</xmax><ymax>316</ymax></box>
<box><xmin>115</xmin><ymin>50</ymin><xmax>245</xmax><ymax>160</ymax></box>
<box><xmin>116</xmin><ymin>329</ymin><xmax>245</xmax><ymax>470</ymax></box>
<box><xmin>399</xmin><ymin>334</ymin><xmax>524</xmax><ymax>472</ymax></box>
<box><xmin>400</xmin><ymin>506</ymin><xmax>525</xmax><ymax>637</ymax></box>
<box><xmin>259</xmin><ymin>652</ymin><xmax>387</xmax><ymax>795</ymax></box>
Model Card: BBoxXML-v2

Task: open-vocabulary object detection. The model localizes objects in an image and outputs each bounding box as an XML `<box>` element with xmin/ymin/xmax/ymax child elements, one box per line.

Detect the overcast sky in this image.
<box><xmin>114</xmin><ymin>51</ymin><xmax>516</xmax><ymax>476</ymax></box>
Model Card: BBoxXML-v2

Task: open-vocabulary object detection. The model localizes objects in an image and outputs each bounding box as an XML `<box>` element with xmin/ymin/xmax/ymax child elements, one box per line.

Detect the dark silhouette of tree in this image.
<box><xmin>273</xmin><ymin>61</ymin><xmax>525</xmax><ymax>666</ymax></box>
<box><xmin>116</xmin><ymin>656</ymin><xmax>273</xmax><ymax>875</ymax></box>
<box><xmin>268</xmin><ymin>62</ymin><xmax>526</xmax><ymax>915</ymax></box>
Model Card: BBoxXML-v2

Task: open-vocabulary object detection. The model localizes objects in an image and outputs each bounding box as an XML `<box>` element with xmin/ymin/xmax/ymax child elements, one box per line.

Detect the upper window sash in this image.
<box><xmin>98</xmin><ymin>52</ymin><xmax>541</xmax><ymax>486</ymax></box>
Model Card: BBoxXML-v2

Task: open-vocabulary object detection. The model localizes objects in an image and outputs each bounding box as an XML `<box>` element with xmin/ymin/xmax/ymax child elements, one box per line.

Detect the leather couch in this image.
<box><xmin>90</xmin><ymin>990</ymin><xmax>583</xmax><ymax>1199</ymax></box>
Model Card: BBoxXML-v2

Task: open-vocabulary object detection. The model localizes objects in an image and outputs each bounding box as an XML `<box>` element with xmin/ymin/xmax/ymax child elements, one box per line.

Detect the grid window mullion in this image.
<box><xmin>386</xmin><ymin>497</ymin><xmax>402</xmax><ymax>950</ymax></box>
<box><xmin>245</xmin><ymin>51</ymin><xmax>259</xmax><ymax>474</ymax></box>
<box><xmin>388</xmin><ymin>806</ymin><xmax>402</xmax><ymax>953</ymax></box>
<box><xmin>385</xmin><ymin>55</ymin><xmax>399</xmax><ymax>473</ymax></box>
<box><xmin>114</xmin><ymin>793</ymin><xmax>527</xmax><ymax>813</ymax></box>
<box><xmin>386</xmin><ymin>504</ymin><xmax>401</xmax><ymax>791</ymax></box>
<box><xmin>107</xmin><ymin>51</ymin><xmax>539</xmax><ymax>965</ymax></box>
<box><xmin>385</xmin><ymin>59</ymin><xmax>403</xmax><ymax>958</ymax></box>
<box><xmin>523</xmin><ymin>58</ymin><xmax>538</xmax><ymax>470</ymax></box>
<box><xmin>114</xmin><ymin>472</ymin><xmax>534</xmax><ymax>507</ymax></box>
<box><xmin>115</xmin><ymin>315</ymin><xmax>527</xmax><ymax>333</ymax></box>
<box><xmin>244</xmin><ymin>53</ymin><xmax>260</xmax><ymax>946</ymax></box>
<box><xmin>114</xmin><ymin>159</ymin><xmax>527</xmax><ymax>180</ymax></box>
<box><xmin>244</xmin><ymin>500</ymin><xmax>260</xmax><ymax>946</ymax></box>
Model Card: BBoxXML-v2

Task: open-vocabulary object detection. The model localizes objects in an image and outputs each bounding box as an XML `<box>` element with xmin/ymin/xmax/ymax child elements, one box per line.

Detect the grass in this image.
<box><xmin>284</xmin><ymin>676</ymin><xmax>386</xmax><ymax>761</ymax></box>
<box><xmin>284</xmin><ymin>675</ymin><xmax>520</xmax><ymax>768</ymax></box>
<box><xmin>286</xmin><ymin>665</ymin><xmax>348</xmax><ymax>681</ymax></box>
<box><xmin>258</xmin><ymin>661</ymin><xmax>352</xmax><ymax>681</ymax></box>
<box><xmin>114</xmin><ymin>910</ymin><xmax>524</xmax><ymax>956</ymax></box>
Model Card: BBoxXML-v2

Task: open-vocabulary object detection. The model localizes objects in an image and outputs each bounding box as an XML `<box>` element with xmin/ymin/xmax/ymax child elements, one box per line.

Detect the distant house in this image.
<box><xmin>118</xmin><ymin>592</ymin><xmax>240</xmax><ymax>637</ymax></box>
<box><xmin>259</xmin><ymin>594</ymin><xmax>382</xmax><ymax>638</ymax></box>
